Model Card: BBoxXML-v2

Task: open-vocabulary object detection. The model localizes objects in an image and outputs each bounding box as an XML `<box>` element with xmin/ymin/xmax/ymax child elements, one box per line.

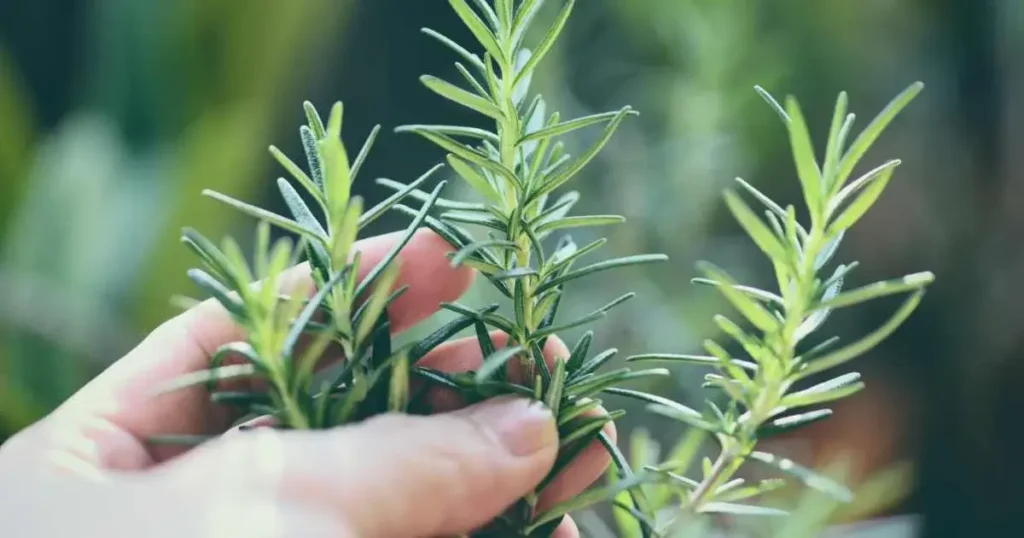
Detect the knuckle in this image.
<box><xmin>0</xmin><ymin>428</ymin><xmax>33</xmax><ymax>466</ymax></box>
<box><xmin>204</xmin><ymin>427</ymin><xmax>288</xmax><ymax>492</ymax></box>
<box><xmin>428</xmin><ymin>415</ymin><xmax>501</xmax><ymax>507</ymax></box>
<box><xmin>356</xmin><ymin>412</ymin><xmax>502</xmax><ymax>531</ymax></box>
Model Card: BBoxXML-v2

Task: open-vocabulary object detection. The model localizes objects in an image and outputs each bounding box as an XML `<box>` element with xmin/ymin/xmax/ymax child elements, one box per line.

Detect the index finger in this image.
<box><xmin>59</xmin><ymin>229</ymin><xmax>474</xmax><ymax>445</ymax></box>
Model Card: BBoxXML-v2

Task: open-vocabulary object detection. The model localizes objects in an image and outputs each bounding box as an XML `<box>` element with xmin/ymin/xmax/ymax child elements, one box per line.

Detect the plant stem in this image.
<box><xmin>497</xmin><ymin>59</ymin><xmax>538</xmax><ymax>382</ymax></box>
<box><xmin>684</xmin><ymin>205</ymin><xmax>830</xmax><ymax>514</ymax></box>
<box><xmin>686</xmin><ymin>445</ymin><xmax>735</xmax><ymax>511</ymax></box>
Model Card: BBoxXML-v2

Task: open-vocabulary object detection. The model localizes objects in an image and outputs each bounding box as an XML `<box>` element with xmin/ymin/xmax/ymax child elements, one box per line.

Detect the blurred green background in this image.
<box><xmin>0</xmin><ymin>1</ymin><xmax>1020</xmax><ymax>536</ymax></box>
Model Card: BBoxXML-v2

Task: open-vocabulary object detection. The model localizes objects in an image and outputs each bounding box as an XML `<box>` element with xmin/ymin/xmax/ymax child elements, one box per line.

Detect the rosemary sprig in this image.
<box><xmin>638</xmin><ymin>82</ymin><xmax>934</xmax><ymax>526</ymax></box>
<box><xmin>154</xmin><ymin>102</ymin><xmax>444</xmax><ymax>432</ymax></box>
<box><xmin>389</xmin><ymin>0</ymin><xmax>669</xmax><ymax>535</ymax></box>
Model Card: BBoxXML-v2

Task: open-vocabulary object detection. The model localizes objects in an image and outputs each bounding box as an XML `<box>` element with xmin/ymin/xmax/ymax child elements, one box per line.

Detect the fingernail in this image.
<box><xmin>467</xmin><ymin>397</ymin><xmax>557</xmax><ymax>457</ymax></box>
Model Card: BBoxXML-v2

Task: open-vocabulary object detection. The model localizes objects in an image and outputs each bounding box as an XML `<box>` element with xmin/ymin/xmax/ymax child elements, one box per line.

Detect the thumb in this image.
<box><xmin>166</xmin><ymin>396</ymin><xmax>559</xmax><ymax>538</ymax></box>
<box><xmin>331</xmin><ymin>397</ymin><xmax>559</xmax><ymax>537</ymax></box>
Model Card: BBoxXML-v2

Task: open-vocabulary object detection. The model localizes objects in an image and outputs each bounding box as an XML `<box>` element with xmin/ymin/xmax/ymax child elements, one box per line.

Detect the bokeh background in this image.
<box><xmin>0</xmin><ymin>1</ymin><xmax>1020</xmax><ymax>536</ymax></box>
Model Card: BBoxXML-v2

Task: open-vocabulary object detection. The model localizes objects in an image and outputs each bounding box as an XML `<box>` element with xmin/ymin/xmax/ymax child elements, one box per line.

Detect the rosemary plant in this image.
<box><xmin>153</xmin><ymin>101</ymin><xmax>447</xmax><ymax>435</ymax></box>
<box><xmin>628</xmin><ymin>82</ymin><xmax>934</xmax><ymax>530</ymax></box>
<box><xmin>384</xmin><ymin>0</ymin><xmax>670</xmax><ymax>535</ymax></box>
<box><xmin>148</xmin><ymin>2</ymin><xmax>933</xmax><ymax>536</ymax></box>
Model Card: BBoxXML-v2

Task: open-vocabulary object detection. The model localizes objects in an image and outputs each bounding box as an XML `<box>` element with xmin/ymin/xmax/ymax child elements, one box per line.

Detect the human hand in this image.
<box><xmin>0</xmin><ymin>230</ymin><xmax>614</xmax><ymax>537</ymax></box>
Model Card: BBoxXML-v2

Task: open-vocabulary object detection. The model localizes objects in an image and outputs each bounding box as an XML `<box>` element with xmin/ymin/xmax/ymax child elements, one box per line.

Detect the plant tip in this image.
<box><xmin>904</xmin><ymin>271</ymin><xmax>935</xmax><ymax>285</ymax></box>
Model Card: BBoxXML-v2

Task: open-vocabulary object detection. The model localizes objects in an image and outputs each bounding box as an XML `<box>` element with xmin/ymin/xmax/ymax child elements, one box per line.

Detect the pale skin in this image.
<box><xmin>0</xmin><ymin>229</ymin><xmax>613</xmax><ymax>538</ymax></box>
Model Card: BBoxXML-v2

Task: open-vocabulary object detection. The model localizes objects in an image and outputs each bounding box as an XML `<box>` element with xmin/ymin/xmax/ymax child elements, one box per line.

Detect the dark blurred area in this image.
<box><xmin>0</xmin><ymin>1</ymin><xmax>1020</xmax><ymax>536</ymax></box>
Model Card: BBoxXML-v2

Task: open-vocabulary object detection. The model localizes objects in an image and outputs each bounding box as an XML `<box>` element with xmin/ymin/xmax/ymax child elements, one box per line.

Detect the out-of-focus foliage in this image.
<box><xmin>0</xmin><ymin>0</ymin><xmax>356</xmax><ymax>431</ymax></box>
<box><xmin>575</xmin><ymin>426</ymin><xmax>916</xmax><ymax>538</ymax></box>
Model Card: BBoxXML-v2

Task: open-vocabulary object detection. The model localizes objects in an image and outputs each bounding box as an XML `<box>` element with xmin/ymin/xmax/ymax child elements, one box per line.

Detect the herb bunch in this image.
<box><xmin>628</xmin><ymin>83</ymin><xmax>934</xmax><ymax>530</ymax></box>
<box><xmin>154</xmin><ymin>101</ymin><xmax>447</xmax><ymax>435</ymax></box>
<box><xmin>383</xmin><ymin>0</ymin><xmax>670</xmax><ymax>535</ymax></box>
<box><xmin>147</xmin><ymin>1</ymin><xmax>935</xmax><ymax>535</ymax></box>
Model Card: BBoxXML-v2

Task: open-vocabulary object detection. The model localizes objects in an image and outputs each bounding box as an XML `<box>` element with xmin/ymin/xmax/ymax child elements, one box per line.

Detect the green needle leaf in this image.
<box><xmin>766</xmin><ymin>409</ymin><xmax>833</xmax><ymax>430</ymax></box>
<box><xmin>573</xmin><ymin>348</ymin><xmax>619</xmax><ymax>379</ymax></box>
<box><xmin>530</xmin><ymin>310</ymin><xmax>604</xmax><ymax>340</ymax></box>
<box><xmin>181</xmin><ymin>228</ymin><xmax>233</xmax><ymax>284</ymax></box>
<box><xmin>536</xmin><ymin>214</ymin><xmax>625</xmax><ymax>236</ymax></box>
<box><xmin>397</xmin><ymin>127</ymin><xmax>519</xmax><ymax>188</ymax></box>
<box><xmin>300</xmin><ymin>125</ymin><xmax>325</xmax><ymax>190</ymax></box>
<box><xmin>835</xmin><ymin>81</ymin><xmax>923</xmax><ymax>190</ymax></box>
<box><xmin>513</xmin><ymin>0</ymin><xmax>575</xmax><ymax>90</ymax></box>
<box><xmin>355</xmin><ymin>261</ymin><xmax>402</xmax><ymax>345</ymax></box>
<box><xmin>321</xmin><ymin>102</ymin><xmax>352</xmax><ymax>215</ymax></box>
<box><xmin>277</xmin><ymin>178</ymin><xmax>328</xmax><ymax>239</ymax></box>
<box><xmin>714</xmin><ymin>479</ymin><xmax>788</xmax><ymax>504</ymax></box>
<box><xmin>734</xmin><ymin>176</ymin><xmax>788</xmax><ymax>221</ymax></box>
<box><xmin>375</xmin><ymin>177</ymin><xmax>481</xmax><ymax>212</ymax></box>
<box><xmin>153</xmin><ymin>364</ymin><xmax>257</xmax><ymax>396</ymax></box>
<box><xmin>724</xmin><ymin>189</ymin><xmax>789</xmax><ymax>263</ymax></box>
<box><xmin>359</xmin><ymin>164</ymin><xmax>444</xmax><ymax>229</ymax></box>
<box><xmin>450</xmin><ymin>239</ymin><xmax>519</xmax><ymax>267</ymax></box>
<box><xmin>356</xmin><ymin>181</ymin><xmax>447</xmax><ymax>300</ymax></box>
<box><xmin>468</xmin><ymin>0</ymin><xmax>500</xmax><ymax>31</ymax></box>
<box><xmin>520</xmin><ymin>109</ymin><xmax>634</xmax><ymax>144</ymax></box>
<box><xmin>388</xmin><ymin>351</ymin><xmax>410</xmax><ymax>412</ymax></box>
<box><xmin>186</xmin><ymin>269</ymin><xmax>244</xmax><ymax>318</ymax></box>
<box><xmin>691</xmin><ymin>278</ymin><xmax>784</xmax><ymax>305</ymax></box>
<box><xmin>827</xmin><ymin>164</ymin><xmax>896</xmax><ymax>234</ymax></box>
<box><xmin>569</xmin><ymin>368</ymin><xmax>670</xmax><ymax>400</ymax></box>
<box><xmin>626</xmin><ymin>353</ymin><xmax>758</xmax><ymax>372</ymax></box>
<box><xmin>526</xmin><ymin>471</ymin><xmax>653</xmax><ymax>534</ymax></box>
<box><xmin>420</xmin><ymin>75</ymin><xmax>504</xmax><ymax>120</ymax></box>
<box><xmin>829</xmin><ymin>159</ymin><xmax>901</xmax><ymax>216</ymax></box>
<box><xmin>281</xmin><ymin>265</ymin><xmax>351</xmax><ymax>358</ymax></box>
<box><xmin>782</xmin><ymin>374</ymin><xmax>864</xmax><ymax>409</ymax></box>
<box><xmin>398</xmin><ymin>124</ymin><xmax>498</xmax><ymax>142</ymax></box>
<box><xmin>537</xmin><ymin>254</ymin><xmax>668</xmax><ymax>293</ymax></box>
<box><xmin>600</xmin><ymin>432</ymin><xmax>656</xmax><ymax>538</ymax></box>
<box><xmin>511</xmin><ymin>0</ymin><xmax>544</xmax><ymax>47</ymax></box>
<box><xmin>350</xmin><ymin>124</ymin><xmax>381</xmax><ymax>184</ymax></box>
<box><xmin>456</xmin><ymin>61</ymin><xmax>490</xmax><ymax>99</ymax></box>
<box><xmin>303</xmin><ymin>100</ymin><xmax>326</xmax><ymax>140</ymax></box>
<box><xmin>821</xmin><ymin>91</ymin><xmax>849</xmax><ymax>190</ymax></box>
<box><xmin>755</xmin><ymin>85</ymin><xmax>790</xmax><ymax>124</ymax></box>
<box><xmin>544</xmin><ymin>358</ymin><xmax>567</xmax><ymax>416</ymax></box>
<box><xmin>784</xmin><ymin>96</ymin><xmax>824</xmax><ymax>218</ymax></box>
<box><xmin>533</xmin><ymin>106</ymin><xmax>635</xmax><ymax>200</ymax></box>
<box><xmin>701</xmin><ymin>502</ymin><xmax>789</xmax><ymax>517</ymax></box>
<box><xmin>448</xmin><ymin>0</ymin><xmax>505</xmax><ymax>66</ymax></box>
<box><xmin>603</xmin><ymin>388</ymin><xmax>703</xmax><ymax>421</ymax></box>
<box><xmin>202</xmin><ymin>190</ymin><xmax>325</xmax><ymax>245</ymax></box>
<box><xmin>475</xmin><ymin>345</ymin><xmax>525</xmax><ymax>383</ymax></box>
<box><xmin>566</xmin><ymin>331</ymin><xmax>594</xmax><ymax>373</ymax></box>
<box><xmin>146</xmin><ymin>435</ymin><xmax>216</xmax><ymax>447</ymax></box>
<box><xmin>269</xmin><ymin>145</ymin><xmax>325</xmax><ymax>207</ymax></box>
<box><xmin>697</xmin><ymin>262</ymin><xmax>780</xmax><ymax>334</ymax></box>
<box><xmin>749</xmin><ymin>451</ymin><xmax>854</xmax><ymax>503</ymax></box>
<box><xmin>409</xmin><ymin>305</ymin><xmax>499</xmax><ymax>362</ymax></box>
<box><xmin>421</xmin><ymin>27</ymin><xmax>486</xmax><ymax>72</ymax></box>
<box><xmin>446</xmin><ymin>154</ymin><xmax>505</xmax><ymax>204</ymax></box>
<box><xmin>798</xmin><ymin>289</ymin><xmax>927</xmax><ymax>379</ymax></box>
<box><xmin>818</xmin><ymin>271</ymin><xmax>934</xmax><ymax>310</ymax></box>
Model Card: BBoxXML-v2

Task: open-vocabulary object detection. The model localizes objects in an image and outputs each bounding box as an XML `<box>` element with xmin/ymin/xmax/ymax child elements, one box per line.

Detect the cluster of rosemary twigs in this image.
<box><xmin>153</xmin><ymin>1</ymin><xmax>933</xmax><ymax>537</ymax></box>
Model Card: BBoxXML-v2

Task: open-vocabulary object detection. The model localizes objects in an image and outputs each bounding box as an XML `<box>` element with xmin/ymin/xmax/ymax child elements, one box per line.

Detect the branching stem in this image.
<box><xmin>684</xmin><ymin>198</ymin><xmax>830</xmax><ymax>514</ymax></box>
